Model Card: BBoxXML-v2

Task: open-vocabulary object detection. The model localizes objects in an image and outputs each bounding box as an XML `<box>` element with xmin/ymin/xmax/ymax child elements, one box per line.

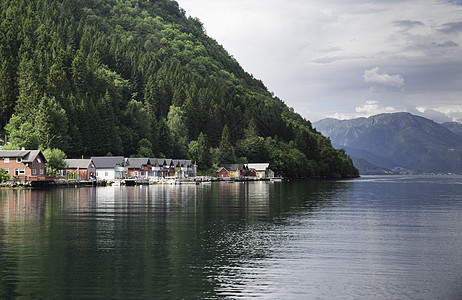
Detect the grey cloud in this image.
<box><xmin>438</xmin><ymin>21</ymin><xmax>462</xmax><ymax>34</ymax></box>
<box><xmin>393</xmin><ymin>20</ymin><xmax>424</xmax><ymax>29</ymax></box>
<box><xmin>432</xmin><ymin>40</ymin><xmax>459</xmax><ymax>48</ymax></box>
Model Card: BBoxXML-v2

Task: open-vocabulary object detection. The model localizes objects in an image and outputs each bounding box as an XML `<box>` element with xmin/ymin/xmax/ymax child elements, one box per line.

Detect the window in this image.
<box><xmin>40</xmin><ymin>169</ymin><xmax>44</xmax><ymax>175</ymax></box>
<box><xmin>4</xmin><ymin>169</ymin><xmax>9</xmax><ymax>174</ymax></box>
<box><xmin>4</xmin><ymin>158</ymin><xmax>9</xmax><ymax>163</ymax></box>
<box><xmin>37</xmin><ymin>158</ymin><xmax>41</xmax><ymax>163</ymax></box>
<box><xmin>16</xmin><ymin>157</ymin><xmax>22</xmax><ymax>163</ymax></box>
<box><xmin>33</xmin><ymin>169</ymin><xmax>37</xmax><ymax>175</ymax></box>
<box><xmin>105</xmin><ymin>172</ymin><xmax>108</xmax><ymax>177</ymax></box>
<box><xmin>15</xmin><ymin>169</ymin><xmax>25</xmax><ymax>176</ymax></box>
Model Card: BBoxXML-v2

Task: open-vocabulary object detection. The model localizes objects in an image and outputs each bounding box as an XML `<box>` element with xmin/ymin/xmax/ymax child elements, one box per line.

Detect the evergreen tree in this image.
<box><xmin>215</xmin><ymin>125</ymin><xmax>236</xmax><ymax>165</ymax></box>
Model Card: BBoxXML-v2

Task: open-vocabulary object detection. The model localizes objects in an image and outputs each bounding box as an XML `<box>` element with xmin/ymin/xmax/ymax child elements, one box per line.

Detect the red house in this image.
<box><xmin>216</xmin><ymin>167</ymin><xmax>230</xmax><ymax>178</ymax></box>
<box><xmin>126</xmin><ymin>158</ymin><xmax>152</xmax><ymax>178</ymax></box>
<box><xmin>0</xmin><ymin>150</ymin><xmax>48</xmax><ymax>181</ymax></box>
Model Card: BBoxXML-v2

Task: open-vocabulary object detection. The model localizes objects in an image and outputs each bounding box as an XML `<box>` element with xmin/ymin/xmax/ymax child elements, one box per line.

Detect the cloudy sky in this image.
<box><xmin>178</xmin><ymin>0</ymin><xmax>462</xmax><ymax>123</ymax></box>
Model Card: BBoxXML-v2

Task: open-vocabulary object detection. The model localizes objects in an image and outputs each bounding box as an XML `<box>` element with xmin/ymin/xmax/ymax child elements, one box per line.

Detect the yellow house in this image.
<box><xmin>218</xmin><ymin>164</ymin><xmax>242</xmax><ymax>178</ymax></box>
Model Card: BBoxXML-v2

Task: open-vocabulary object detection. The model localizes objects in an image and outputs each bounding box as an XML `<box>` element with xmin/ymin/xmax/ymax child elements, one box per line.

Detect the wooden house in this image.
<box><xmin>91</xmin><ymin>156</ymin><xmax>127</xmax><ymax>180</ymax></box>
<box><xmin>126</xmin><ymin>158</ymin><xmax>151</xmax><ymax>178</ymax></box>
<box><xmin>224</xmin><ymin>164</ymin><xmax>243</xmax><ymax>178</ymax></box>
<box><xmin>175</xmin><ymin>159</ymin><xmax>196</xmax><ymax>178</ymax></box>
<box><xmin>150</xmin><ymin>158</ymin><xmax>163</xmax><ymax>178</ymax></box>
<box><xmin>216</xmin><ymin>167</ymin><xmax>230</xmax><ymax>178</ymax></box>
<box><xmin>0</xmin><ymin>150</ymin><xmax>48</xmax><ymax>181</ymax></box>
<box><xmin>245</xmin><ymin>163</ymin><xmax>272</xmax><ymax>178</ymax></box>
<box><xmin>217</xmin><ymin>164</ymin><xmax>243</xmax><ymax>178</ymax></box>
<box><xmin>65</xmin><ymin>159</ymin><xmax>96</xmax><ymax>180</ymax></box>
<box><xmin>241</xmin><ymin>165</ymin><xmax>257</xmax><ymax>177</ymax></box>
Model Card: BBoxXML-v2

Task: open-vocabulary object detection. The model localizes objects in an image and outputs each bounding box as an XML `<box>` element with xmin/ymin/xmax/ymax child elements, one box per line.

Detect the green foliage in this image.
<box><xmin>137</xmin><ymin>138</ymin><xmax>154</xmax><ymax>158</ymax></box>
<box><xmin>188</xmin><ymin>132</ymin><xmax>211</xmax><ymax>170</ymax></box>
<box><xmin>43</xmin><ymin>148</ymin><xmax>67</xmax><ymax>175</ymax></box>
<box><xmin>0</xmin><ymin>168</ymin><xmax>10</xmax><ymax>182</ymax></box>
<box><xmin>214</xmin><ymin>125</ymin><xmax>236</xmax><ymax>165</ymax></box>
<box><xmin>0</xmin><ymin>0</ymin><xmax>358</xmax><ymax>178</ymax></box>
<box><xmin>0</xmin><ymin>144</ymin><xmax>19</xmax><ymax>150</ymax></box>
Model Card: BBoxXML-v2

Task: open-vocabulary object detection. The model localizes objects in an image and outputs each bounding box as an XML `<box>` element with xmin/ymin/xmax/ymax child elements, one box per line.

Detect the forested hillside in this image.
<box><xmin>0</xmin><ymin>0</ymin><xmax>358</xmax><ymax>178</ymax></box>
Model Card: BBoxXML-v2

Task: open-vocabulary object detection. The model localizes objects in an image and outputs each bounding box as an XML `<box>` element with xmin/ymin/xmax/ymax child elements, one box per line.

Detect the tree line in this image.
<box><xmin>0</xmin><ymin>0</ymin><xmax>358</xmax><ymax>178</ymax></box>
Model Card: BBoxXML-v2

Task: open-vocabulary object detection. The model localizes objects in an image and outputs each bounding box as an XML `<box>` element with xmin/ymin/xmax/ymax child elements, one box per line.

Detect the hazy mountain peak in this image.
<box><xmin>314</xmin><ymin>112</ymin><xmax>462</xmax><ymax>174</ymax></box>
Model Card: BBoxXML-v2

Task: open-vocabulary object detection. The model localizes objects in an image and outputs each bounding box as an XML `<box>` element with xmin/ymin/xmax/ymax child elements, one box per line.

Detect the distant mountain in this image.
<box><xmin>441</xmin><ymin>122</ymin><xmax>462</xmax><ymax>136</ymax></box>
<box><xmin>349</xmin><ymin>156</ymin><xmax>396</xmax><ymax>175</ymax></box>
<box><xmin>314</xmin><ymin>112</ymin><xmax>462</xmax><ymax>174</ymax></box>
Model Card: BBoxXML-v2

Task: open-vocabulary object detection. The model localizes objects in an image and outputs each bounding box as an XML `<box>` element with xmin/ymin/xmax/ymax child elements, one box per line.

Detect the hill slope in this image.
<box><xmin>314</xmin><ymin>112</ymin><xmax>462</xmax><ymax>174</ymax></box>
<box><xmin>442</xmin><ymin>122</ymin><xmax>462</xmax><ymax>136</ymax></box>
<box><xmin>0</xmin><ymin>0</ymin><xmax>357</xmax><ymax>178</ymax></box>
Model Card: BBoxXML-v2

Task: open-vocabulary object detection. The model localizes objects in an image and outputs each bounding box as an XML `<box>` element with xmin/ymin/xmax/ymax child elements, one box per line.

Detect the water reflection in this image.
<box><xmin>2</xmin><ymin>178</ymin><xmax>459</xmax><ymax>299</ymax></box>
<box><xmin>1</xmin><ymin>181</ymin><xmax>341</xmax><ymax>299</ymax></box>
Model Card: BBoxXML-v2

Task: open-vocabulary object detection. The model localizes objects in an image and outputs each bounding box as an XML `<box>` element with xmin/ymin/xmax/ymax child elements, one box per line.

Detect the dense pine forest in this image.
<box><xmin>0</xmin><ymin>0</ymin><xmax>358</xmax><ymax>178</ymax></box>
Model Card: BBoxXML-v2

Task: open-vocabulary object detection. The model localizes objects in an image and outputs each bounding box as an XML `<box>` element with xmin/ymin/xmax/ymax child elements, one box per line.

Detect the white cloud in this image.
<box><xmin>354</xmin><ymin>100</ymin><xmax>397</xmax><ymax>117</ymax></box>
<box><xmin>363</xmin><ymin>67</ymin><xmax>405</xmax><ymax>88</ymax></box>
<box><xmin>178</xmin><ymin>0</ymin><xmax>462</xmax><ymax>124</ymax></box>
<box><xmin>412</xmin><ymin>105</ymin><xmax>462</xmax><ymax>123</ymax></box>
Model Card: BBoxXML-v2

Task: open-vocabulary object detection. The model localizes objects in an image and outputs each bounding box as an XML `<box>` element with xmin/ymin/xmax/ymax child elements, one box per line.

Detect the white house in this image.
<box><xmin>91</xmin><ymin>156</ymin><xmax>127</xmax><ymax>180</ymax></box>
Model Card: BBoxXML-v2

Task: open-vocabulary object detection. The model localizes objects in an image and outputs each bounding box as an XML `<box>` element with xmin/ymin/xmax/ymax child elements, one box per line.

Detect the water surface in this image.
<box><xmin>0</xmin><ymin>176</ymin><xmax>461</xmax><ymax>299</ymax></box>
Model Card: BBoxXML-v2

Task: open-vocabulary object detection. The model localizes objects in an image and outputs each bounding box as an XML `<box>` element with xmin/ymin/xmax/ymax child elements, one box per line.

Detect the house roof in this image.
<box><xmin>126</xmin><ymin>157</ymin><xmax>151</xmax><ymax>169</ymax></box>
<box><xmin>150</xmin><ymin>158</ymin><xmax>172</xmax><ymax>166</ymax></box>
<box><xmin>171</xmin><ymin>159</ymin><xmax>193</xmax><ymax>167</ymax></box>
<box><xmin>222</xmin><ymin>164</ymin><xmax>243</xmax><ymax>171</ymax></box>
<box><xmin>216</xmin><ymin>167</ymin><xmax>229</xmax><ymax>173</ymax></box>
<box><xmin>0</xmin><ymin>150</ymin><xmax>46</xmax><ymax>163</ymax></box>
<box><xmin>65</xmin><ymin>159</ymin><xmax>94</xmax><ymax>169</ymax></box>
<box><xmin>90</xmin><ymin>156</ymin><xmax>125</xmax><ymax>169</ymax></box>
<box><xmin>246</xmin><ymin>163</ymin><xmax>270</xmax><ymax>171</ymax></box>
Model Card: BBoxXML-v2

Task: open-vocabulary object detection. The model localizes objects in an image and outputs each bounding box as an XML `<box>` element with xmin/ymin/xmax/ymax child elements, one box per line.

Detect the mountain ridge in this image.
<box><xmin>314</xmin><ymin>112</ymin><xmax>462</xmax><ymax>174</ymax></box>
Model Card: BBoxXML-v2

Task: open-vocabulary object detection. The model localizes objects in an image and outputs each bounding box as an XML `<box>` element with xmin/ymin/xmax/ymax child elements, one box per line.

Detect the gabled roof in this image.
<box><xmin>222</xmin><ymin>164</ymin><xmax>243</xmax><ymax>171</ymax></box>
<box><xmin>246</xmin><ymin>163</ymin><xmax>270</xmax><ymax>171</ymax></box>
<box><xmin>216</xmin><ymin>167</ymin><xmax>229</xmax><ymax>173</ymax></box>
<box><xmin>126</xmin><ymin>157</ymin><xmax>151</xmax><ymax>169</ymax></box>
<box><xmin>65</xmin><ymin>159</ymin><xmax>94</xmax><ymax>169</ymax></box>
<box><xmin>91</xmin><ymin>156</ymin><xmax>125</xmax><ymax>169</ymax></box>
<box><xmin>0</xmin><ymin>150</ymin><xmax>46</xmax><ymax>163</ymax></box>
<box><xmin>178</xmin><ymin>159</ymin><xmax>192</xmax><ymax>167</ymax></box>
<box><xmin>150</xmin><ymin>158</ymin><xmax>161</xmax><ymax>166</ymax></box>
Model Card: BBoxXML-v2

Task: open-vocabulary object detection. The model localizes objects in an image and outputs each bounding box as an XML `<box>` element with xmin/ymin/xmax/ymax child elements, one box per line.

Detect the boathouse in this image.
<box><xmin>126</xmin><ymin>157</ymin><xmax>151</xmax><ymax>178</ymax></box>
<box><xmin>65</xmin><ymin>159</ymin><xmax>96</xmax><ymax>180</ymax></box>
<box><xmin>91</xmin><ymin>156</ymin><xmax>127</xmax><ymax>180</ymax></box>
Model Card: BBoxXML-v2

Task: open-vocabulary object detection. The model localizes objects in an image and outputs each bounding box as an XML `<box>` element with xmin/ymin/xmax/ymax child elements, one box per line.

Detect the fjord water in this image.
<box><xmin>1</xmin><ymin>176</ymin><xmax>461</xmax><ymax>299</ymax></box>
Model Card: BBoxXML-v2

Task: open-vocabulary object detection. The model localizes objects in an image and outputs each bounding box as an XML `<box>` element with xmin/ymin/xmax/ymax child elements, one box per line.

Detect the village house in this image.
<box><xmin>0</xmin><ymin>150</ymin><xmax>48</xmax><ymax>181</ymax></box>
<box><xmin>91</xmin><ymin>156</ymin><xmax>127</xmax><ymax>180</ymax></box>
<box><xmin>150</xmin><ymin>158</ymin><xmax>173</xmax><ymax>178</ymax></box>
<box><xmin>240</xmin><ymin>165</ymin><xmax>257</xmax><ymax>177</ymax></box>
<box><xmin>216</xmin><ymin>164</ymin><xmax>243</xmax><ymax>178</ymax></box>
<box><xmin>65</xmin><ymin>159</ymin><xmax>96</xmax><ymax>180</ymax></box>
<box><xmin>126</xmin><ymin>157</ymin><xmax>151</xmax><ymax>178</ymax></box>
<box><xmin>172</xmin><ymin>159</ymin><xmax>196</xmax><ymax>178</ymax></box>
<box><xmin>217</xmin><ymin>163</ymin><xmax>273</xmax><ymax>179</ymax></box>
<box><xmin>245</xmin><ymin>163</ymin><xmax>273</xmax><ymax>178</ymax></box>
<box><xmin>150</xmin><ymin>158</ymin><xmax>197</xmax><ymax>179</ymax></box>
